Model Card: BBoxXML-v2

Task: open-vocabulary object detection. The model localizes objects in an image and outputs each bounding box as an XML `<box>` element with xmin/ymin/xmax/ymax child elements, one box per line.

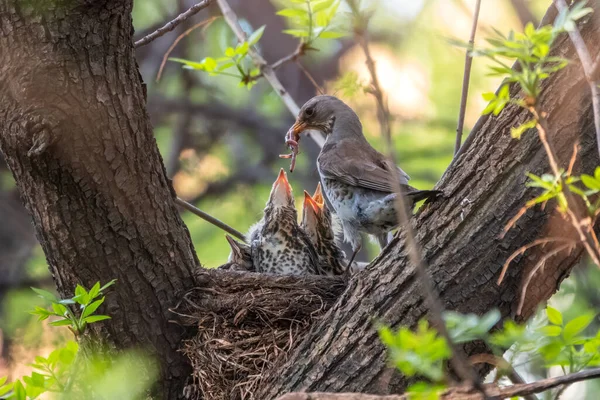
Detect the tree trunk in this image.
<box><xmin>0</xmin><ymin>1</ymin><xmax>199</xmax><ymax>398</ymax></box>
<box><xmin>256</xmin><ymin>7</ymin><xmax>600</xmax><ymax>399</ymax></box>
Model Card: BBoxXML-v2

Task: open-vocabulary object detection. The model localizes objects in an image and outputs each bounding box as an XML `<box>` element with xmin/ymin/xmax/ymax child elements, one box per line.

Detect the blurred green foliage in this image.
<box><xmin>1</xmin><ymin>284</ymin><xmax>156</xmax><ymax>400</ymax></box>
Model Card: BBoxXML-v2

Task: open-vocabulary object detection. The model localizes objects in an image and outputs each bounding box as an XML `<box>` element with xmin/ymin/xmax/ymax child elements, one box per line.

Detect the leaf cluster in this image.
<box><xmin>527</xmin><ymin>166</ymin><xmax>600</xmax><ymax>216</ymax></box>
<box><xmin>277</xmin><ymin>0</ymin><xmax>346</xmax><ymax>42</ymax></box>
<box><xmin>171</xmin><ymin>26</ymin><xmax>265</xmax><ymax>89</ymax></box>
<box><xmin>379</xmin><ymin>306</ymin><xmax>600</xmax><ymax>399</ymax></box>
<box><xmin>30</xmin><ymin>280</ymin><xmax>116</xmax><ymax>336</ymax></box>
<box><xmin>474</xmin><ymin>2</ymin><xmax>592</xmax><ymax>134</ymax></box>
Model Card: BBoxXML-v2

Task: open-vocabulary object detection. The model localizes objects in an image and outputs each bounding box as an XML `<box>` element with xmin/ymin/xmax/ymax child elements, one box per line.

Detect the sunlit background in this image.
<box><xmin>2</xmin><ymin>0</ymin><xmax>599</xmax><ymax>398</ymax></box>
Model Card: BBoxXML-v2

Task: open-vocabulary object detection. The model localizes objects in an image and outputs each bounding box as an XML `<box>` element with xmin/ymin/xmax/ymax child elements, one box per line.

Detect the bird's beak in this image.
<box><xmin>312</xmin><ymin>183</ymin><xmax>325</xmax><ymax>210</ymax></box>
<box><xmin>289</xmin><ymin>120</ymin><xmax>309</xmax><ymax>138</ymax></box>
<box><xmin>302</xmin><ymin>190</ymin><xmax>319</xmax><ymax>229</ymax></box>
<box><xmin>303</xmin><ymin>190</ymin><xmax>320</xmax><ymax>215</ymax></box>
<box><xmin>225</xmin><ymin>234</ymin><xmax>241</xmax><ymax>259</ymax></box>
<box><xmin>270</xmin><ymin>168</ymin><xmax>293</xmax><ymax>206</ymax></box>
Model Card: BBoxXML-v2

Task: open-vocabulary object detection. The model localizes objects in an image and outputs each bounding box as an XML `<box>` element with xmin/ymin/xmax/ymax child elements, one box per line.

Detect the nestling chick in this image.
<box><xmin>301</xmin><ymin>183</ymin><xmax>346</xmax><ymax>275</ymax></box>
<box><xmin>218</xmin><ymin>235</ymin><xmax>254</xmax><ymax>272</ymax></box>
<box><xmin>250</xmin><ymin>169</ymin><xmax>321</xmax><ymax>275</ymax></box>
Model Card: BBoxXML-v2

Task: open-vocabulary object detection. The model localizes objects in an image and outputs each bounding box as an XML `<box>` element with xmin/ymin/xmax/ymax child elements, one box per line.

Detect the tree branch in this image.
<box><xmin>276</xmin><ymin>367</ymin><xmax>600</xmax><ymax>400</ymax></box>
<box><xmin>215</xmin><ymin>0</ymin><xmax>325</xmax><ymax>147</ymax></box>
<box><xmin>454</xmin><ymin>0</ymin><xmax>482</xmax><ymax>156</ymax></box>
<box><xmin>134</xmin><ymin>0</ymin><xmax>213</xmax><ymax>48</ymax></box>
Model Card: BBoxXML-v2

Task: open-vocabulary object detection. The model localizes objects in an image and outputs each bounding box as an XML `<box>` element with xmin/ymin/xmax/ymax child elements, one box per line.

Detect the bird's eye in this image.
<box><xmin>305</xmin><ymin>107</ymin><xmax>315</xmax><ymax>117</ymax></box>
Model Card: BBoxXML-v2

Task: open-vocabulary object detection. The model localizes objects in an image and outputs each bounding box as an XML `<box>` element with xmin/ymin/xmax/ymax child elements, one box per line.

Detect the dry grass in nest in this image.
<box><xmin>172</xmin><ymin>269</ymin><xmax>346</xmax><ymax>400</ymax></box>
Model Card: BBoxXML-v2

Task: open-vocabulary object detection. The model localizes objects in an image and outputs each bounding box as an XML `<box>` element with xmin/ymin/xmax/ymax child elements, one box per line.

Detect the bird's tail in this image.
<box><xmin>408</xmin><ymin>189</ymin><xmax>443</xmax><ymax>204</ymax></box>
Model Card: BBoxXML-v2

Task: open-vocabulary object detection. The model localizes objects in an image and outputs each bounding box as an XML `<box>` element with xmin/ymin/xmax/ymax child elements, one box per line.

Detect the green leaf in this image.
<box><xmin>312</xmin><ymin>0</ymin><xmax>335</xmax><ymax>13</ymax></box>
<box><xmin>546</xmin><ymin>306</ymin><xmax>563</xmax><ymax>325</ymax></box>
<box><xmin>540</xmin><ymin>325</ymin><xmax>562</xmax><ymax>337</ymax></box>
<box><xmin>84</xmin><ymin>315</ymin><xmax>111</xmax><ymax>324</ymax></box>
<box><xmin>217</xmin><ymin>61</ymin><xmax>235</xmax><ymax>71</ymax></box>
<box><xmin>51</xmin><ymin>302</ymin><xmax>67</xmax><ymax>316</ymax></box>
<box><xmin>99</xmin><ymin>279</ymin><xmax>117</xmax><ymax>293</ymax></box>
<box><xmin>0</xmin><ymin>377</ymin><xmax>6</xmax><ymax>386</ymax></box>
<box><xmin>82</xmin><ymin>298</ymin><xmax>105</xmax><ymax>319</ymax></box>
<box><xmin>277</xmin><ymin>8</ymin><xmax>308</xmax><ymax>18</ymax></box>
<box><xmin>224</xmin><ymin>47</ymin><xmax>235</xmax><ymax>57</ymax></box>
<box><xmin>49</xmin><ymin>319</ymin><xmax>74</xmax><ymax>327</ymax></box>
<box><xmin>315</xmin><ymin>11</ymin><xmax>331</xmax><ymax>28</ymax></box>
<box><xmin>564</xmin><ymin>314</ymin><xmax>595</xmax><ymax>340</ymax></box>
<box><xmin>31</xmin><ymin>287</ymin><xmax>58</xmax><ymax>302</ymax></box>
<box><xmin>169</xmin><ymin>58</ymin><xmax>205</xmax><ymax>70</ymax></box>
<box><xmin>30</xmin><ymin>306</ymin><xmax>52</xmax><ymax>321</ymax></box>
<box><xmin>282</xmin><ymin>29</ymin><xmax>310</xmax><ymax>37</ymax></box>
<box><xmin>481</xmin><ymin>92</ymin><xmax>496</xmax><ymax>101</ymax></box>
<box><xmin>248</xmin><ymin>25</ymin><xmax>266</xmax><ymax>46</ymax></box>
<box><xmin>234</xmin><ymin>42</ymin><xmax>248</xmax><ymax>56</ymax></box>
<box><xmin>202</xmin><ymin>57</ymin><xmax>218</xmax><ymax>71</ymax></box>
<box><xmin>510</xmin><ymin>119</ymin><xmax>536</xmax><ymax>139</ymax></box>
<box><xmin>88</xmin><ymin>281</ymin><xmax>101</xmax><ymax>300</ymax></box>
<box><xmin>75</xmin><ymin>284</ymin><xmax>87</xmax><ymax>298</ymax></box>
<box><xmin>0</xmin><ymin>381</ymin><xmax>12</xmax><ymax>397</ymax></box>
<box><xmin>13</xmin><ymin>380</ymin><xmax>26</xmax><ymax>400</ymax></box>
<box><xmin>29</xmin><ymin>372</ymin><xmax>45</xmax><ymax>388</ymax></box>
<box><xmin>318</xmin><ymin>30</ymin><xmax>346</xmax><ymax>39</ymax></box>
<box><xmin>581</xmin><ymin>174</ymin><xmax>600</xmax><ymax>190</ymax></box>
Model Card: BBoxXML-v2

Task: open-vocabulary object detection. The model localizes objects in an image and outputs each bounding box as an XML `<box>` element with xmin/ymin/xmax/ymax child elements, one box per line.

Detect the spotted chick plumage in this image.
<box><xmin>301</xmin><ymin>183</ymin><xmax>346</xmax><ymax>275</ymax></box>
<box><xmin>250</xmin><ymin>169</ymin><xmax>321</xmax><ymax>275</ymax></box>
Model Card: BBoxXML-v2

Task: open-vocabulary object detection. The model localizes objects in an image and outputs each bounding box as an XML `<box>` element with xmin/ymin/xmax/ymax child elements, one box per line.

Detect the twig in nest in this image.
<box><xmin>174</xmin><ymin>270</ymin><xmax>345</xmax><ymax>400</ymax></box>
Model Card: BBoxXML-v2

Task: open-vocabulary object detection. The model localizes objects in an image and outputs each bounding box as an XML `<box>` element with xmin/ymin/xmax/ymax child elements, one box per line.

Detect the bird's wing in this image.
<box><xmin>319</xmin><ymin>145</ymin><xmax>411</xmax><ymax>193</ymax></box>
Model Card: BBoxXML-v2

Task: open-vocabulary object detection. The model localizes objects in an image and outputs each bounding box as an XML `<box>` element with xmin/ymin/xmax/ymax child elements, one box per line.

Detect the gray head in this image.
<box><xmin>289</xmin><ymin>95</ymin><xmax>363</xmax><ymax>140</ymax></box>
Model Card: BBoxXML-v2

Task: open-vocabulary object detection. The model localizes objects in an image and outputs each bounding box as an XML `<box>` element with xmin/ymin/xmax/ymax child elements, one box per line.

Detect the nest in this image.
<box><xmin>174</xmin><ymin>269</ymin><xmax>346</xmax><ymax>400</ymax></box>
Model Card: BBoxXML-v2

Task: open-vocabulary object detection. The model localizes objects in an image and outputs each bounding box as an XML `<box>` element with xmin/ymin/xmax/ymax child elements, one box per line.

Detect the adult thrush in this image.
<box><xmin>249</xmin><ymin>168</ymin><xmax>321</xmax><ymax>275</ymax></box>
<box><xmin>219</xmin><ymin>235</ymin><xmax>254</xmax><ymax>272</ymax></box>
<box><xmin>287</xmin><ymin>95</ymin><xmax>441</xmax><ymax>264</ymax></box>
<box><xmin>301</xmin><ymin>183</ymin><xmax>346</xmax><ymax>275</ymax></box>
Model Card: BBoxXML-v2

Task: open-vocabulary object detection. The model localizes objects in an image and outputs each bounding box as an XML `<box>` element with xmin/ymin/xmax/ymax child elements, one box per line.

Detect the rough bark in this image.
<box><xmin>0</xmin><ymin>1</ymin><xmax>199</xmax><ymax>398</ymax></box>
<box><xmin>256</xmin><ymin>8</ymin><xmax>600</xmax><ymax>399</ymax></box>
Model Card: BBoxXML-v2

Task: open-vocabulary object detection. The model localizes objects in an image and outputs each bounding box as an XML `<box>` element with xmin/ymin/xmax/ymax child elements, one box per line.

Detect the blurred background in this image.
<box><xmin>1</xmin><ymin>0</ymin><xmax>599</xmax><ymax>398</ymax></box>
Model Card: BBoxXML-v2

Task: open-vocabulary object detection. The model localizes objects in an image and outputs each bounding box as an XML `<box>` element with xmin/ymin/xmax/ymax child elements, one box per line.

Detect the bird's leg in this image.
<box><xmin>375</xmin><ymin>233</ymin><xmax>389</xmax><ymax>250</ymax></box>
<box><xmin>344</xmin><ymin>243</ymin><xmax>362</xmax><ymax>279</ymax></box>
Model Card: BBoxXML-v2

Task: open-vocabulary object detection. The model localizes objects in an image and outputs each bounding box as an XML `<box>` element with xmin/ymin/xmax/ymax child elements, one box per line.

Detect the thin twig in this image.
<box><xmin>517</xmin><ymin>243</ymin><xmax>574</xmax><ymax>314</ymax></box>
<box><xmin>454</xmin><ymin>0</ymin><xmax>482</xmax><ymax>156</ymax></box>
<box><xmin>347</xmin><ymin>0</ymin><xmax>484</xmax><ymax>394</ymax></box>
<box><xmin>134</xmin><ymin>0</ymin><xmax>213</xmax><ymax>48</ymax></box>
<box><xmin>531</xmin><ymin>105</ymin><xmax>600</xmax><ymax>266</ymax></box>
<box><xmin>295</xmin><ymin>61</ymin><xmax>325</xmax><ymax>95</ymax></box>
<box><xmin>157</xmin><ymin>17</ymin><xmax>219</xmax><ymax>82</ymax></box>
<box><xmin>470</xmin><ymin>354</ymin><xmax>538</xmax><ymax>400</ymax></box>
<box><xmin>498</xmin><ymin>237</ymin><xmax>576</xmax><ymax>284</ymax></box>
<box><xmin>278</xmin><ymin>368</ymin><xmax>600</xmax><ymax>399</ymax></box>
<box><xmin>216</xmin><ymin>0</ymin><xmax>325</xmax><ymax>147</ymax></box>
<box><xmin>174</xmin><ymin>197</ymin><xmax>246</xmax><ymax>241</ymax></box>
<box><xmin>493</xmin><ymin>367</ymin><xmax>600</xmax><ymax>398</ymax></box>
<box><xmin>249</xmin><ymin>43</ymin><xmax>307</xmax><ymax>82</ymax></box>
<box><xmin>554</xmin><ymin>0</ymin><xmax>600</xmax><ymax>158</ymax></box>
